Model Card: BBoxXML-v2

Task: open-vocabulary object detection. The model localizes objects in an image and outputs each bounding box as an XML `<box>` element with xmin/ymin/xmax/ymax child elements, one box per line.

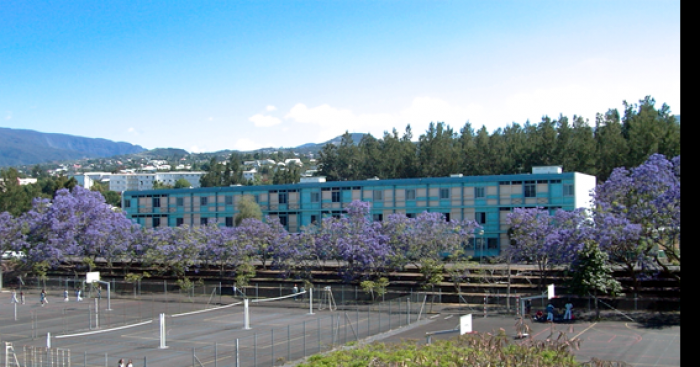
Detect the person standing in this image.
<box><xmin>126</xmin><ymin>359</ymin><xmax>133</xmax><ymax>367</ymax></box>
<box><xmin>20</xmin><ymin>290</ymin><xmax>25</xmax><ymax>304</ymax></box>
<box><xmin>11</xmin><ymin>289</ymin><xmax>19</xmax><ymax>304</ymax></box>
<box><xmin>40</xmin><ymin>289</ymin><xmax>47</xmax><ymax>306</ymax></box>
<box><xmin>546</xmin><ymin>302</ymin><xmax>555</xmax><ymax>323</ymax></box>
<box><xmin>293</xmin><ymin>284</ymin><xmax>299</xmax><ymax>301</ymax></box>
<box><xmin>232</xmin><ymin>284</ymin><xmax>237</xmax><ymax>297</ymax></box>
<box><xmin>64</xmin><ymin>289</ymin><xmax>69</xmax><ymax>302</ymax></box>
<box><xmin>98</xmin><ymin>286</ymin><xmax>102</xmax><ymax>300</ymax></box>
<box><xmin>76</xmin><ymin>288</ymin><xmax>83</xmax><ymax>302</ymax></box>
<box><xmin>117</xmin><ymin>358</ymin><xmax>125</xmax><ymax>367</ymax></box>
<box><xmin>564</xmin><ymin>301</ymin><xmax>574</xmax><ymax>320</ymax></box>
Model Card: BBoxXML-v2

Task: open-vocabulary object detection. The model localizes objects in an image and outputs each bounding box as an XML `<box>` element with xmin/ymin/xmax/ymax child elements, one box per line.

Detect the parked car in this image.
<box><xmin>1</xmin><ymin>251</ymin><xmax>25</xmax><ymax>260</ymax></box>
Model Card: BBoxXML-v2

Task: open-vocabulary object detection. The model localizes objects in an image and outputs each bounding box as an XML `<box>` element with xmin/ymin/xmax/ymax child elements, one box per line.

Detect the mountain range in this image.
<box><xmin>0</xmin><ymin>127</ymin><xmax>147</xmax><ymax>167</ymax></box>
<box><xmin>0</xmin><ymin>127</ymin><xmax>363</xmax><ymax>168</ymax></box>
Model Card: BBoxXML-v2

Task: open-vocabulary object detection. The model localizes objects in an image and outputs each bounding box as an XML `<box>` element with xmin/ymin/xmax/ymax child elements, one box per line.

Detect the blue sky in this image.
<box><xmin>1</xmin><ymin>1</ymin><xmax>680</xmax><ymax>153</ymax></box>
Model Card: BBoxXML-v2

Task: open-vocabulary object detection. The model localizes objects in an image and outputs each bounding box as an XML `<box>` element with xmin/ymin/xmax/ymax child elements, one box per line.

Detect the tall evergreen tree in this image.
<box><xmin>622</xmin><ymin>96</ymin><xmax>680</xmax><ymax>168</ymax></box>
<box><xmin>595</xmin><ymin>109</ymin><xmax>628</xmax><ymax>182</ymax></box>
<box><xmin>418</xmin><ymin>122</ymin><xmax>459</xmax><ymax>177</ymax></box>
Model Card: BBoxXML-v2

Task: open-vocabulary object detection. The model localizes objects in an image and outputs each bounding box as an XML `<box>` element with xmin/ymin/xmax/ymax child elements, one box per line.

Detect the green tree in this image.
<box><xmin>173</xmin><ymin>178</ymin><xmax>191</xmax><ymax>189</ymax></box>
<box><xmin>152</xmin><ymin>180</ymin><xmax>173</xmax><ymax>190</ymax></box>
<box><xmin>568</xmin><ymin>241</ymin><xmax>622</xmax><ymax>319</ymax></box>
<box><xmin>622</xmin><ymin>96</ymin><xmax>680</xmax><ymax>168</ymax></box>
<box><xmin>595</xmin><ymin>109</ymin><xmax>628</xmax><ymax>181</ymax></box>
<box><xmin>0</xmin><ymin>168</ymin><xmax>41</xmax><ymax>216</ymax></box>
<box><xmin>234</xmin><ymin>195</ymin><xmax>263</xmax><ymax>226</ymax></box>
<box><xmin>318</xmin><ymin>143</ymin><xmax>340</xmax><ymax>181</ymax></box>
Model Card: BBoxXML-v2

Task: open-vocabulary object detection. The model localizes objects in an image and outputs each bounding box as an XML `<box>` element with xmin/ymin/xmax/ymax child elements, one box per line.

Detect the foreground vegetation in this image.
<box><xmin>297</xmin><ymin>331</ymin><xmax>629</xmax><ymax>367</ymax></box>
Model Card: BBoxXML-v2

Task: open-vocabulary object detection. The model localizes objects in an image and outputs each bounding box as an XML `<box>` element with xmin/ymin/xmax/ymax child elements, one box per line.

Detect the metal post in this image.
<box><xmin>484</xmin><ymin>296</ymin><xmax>487</xmax><ymax>318</ymax></box>
<box><xmin>367</xmin><ymin>307</ymin><xmax>371</xmax><ymax>337</ymax></box>
<box><xmin>159</xmin><ymin>313</ymin><xmax>167</xmax><ymax>349</ymax></box>
<box><xmin>214</xmin><ymin>343</ymin><xmax>218</xmax><ymax>367</ymax></box>
<box><xmin>287</xmin><ymin>325</ymin><xmax>291</xmax><ymax>363</ymax></box>
<box><xmin>254</xmin><ymin>334</ymin><xmax>258</xmax><ymax>366</ymax></box>
<box><xmin>255</xmin><ymin>283</ymin><xmax>258</xmax><ymax>300</ymax></box>
<box><xmin>144</xmin><ymin>356</ymin><xmax>147</xmax><ymax>367</ymax></box>
<box><xmin>95</xmin><ymin>299</ymin><xmax>99</xmax><ymax>329</ymax></box>
<box><xmin>308</xmin><ymin>288</ymin><xmax>314</xmax><ymax>315</ymax></box>
<box><xmin>318</xmin><ymin>318</ymin><xmax>322</xmax><ymax>353</ymax></box>
<box><xmin>388</xmin><ymin>299</ymin><xmax>392</xmax><ymax>330</ymax></box>
<box><xmin>235</xmin><ymin>339</ymin><xmax>239</xmax><ymax>367</ymax></box>
<box><xmin>105</xmin><ymin>353</ymin><xmax>108</xmax><ymax>367</ymax></box>
<box><xmin>14</xmin><ymin>302</ymin><xmax>17</xmax><ymax>321</ymax></box>
<box><xmin>407</xmin><ymin>298</ymin><xmax>411</xmax><ymax>325</ymax></box>
<box><xmin>84</xmin><ymin>351</ymin><xmax>87</xmax><ymax>367</ymax></box>
<box><xmin>244</xmin><ymin>299</ymin><xmax>251</xmax><ymax>330</ymax></box>
<box><xmin>271</xmin><ymin>329</ymin><xmax>274</xmax><ymax>367</ymax></box>
<box><xmin>303</xmin><ymin>321</ymin><xmax>306</xmax><ymax>357</ymax></box>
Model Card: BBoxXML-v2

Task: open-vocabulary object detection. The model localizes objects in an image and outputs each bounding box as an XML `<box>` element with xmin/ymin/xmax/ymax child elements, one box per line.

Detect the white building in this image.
<box><xmin>243</xmin><ymin>168</ymin><xmax>257</xmax><ymax>182</ymax></box>
<box><xmin>110</xmin><ymin>172</ymin><xmax>205</xmax><ymax>192</ymax></box>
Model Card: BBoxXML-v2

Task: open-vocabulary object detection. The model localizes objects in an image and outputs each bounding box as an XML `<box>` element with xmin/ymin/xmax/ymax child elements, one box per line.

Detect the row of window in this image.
<box><xmin>138</xmin><ymin>184</ymin><xmax>575</xmax><ymax>209</ymax></box>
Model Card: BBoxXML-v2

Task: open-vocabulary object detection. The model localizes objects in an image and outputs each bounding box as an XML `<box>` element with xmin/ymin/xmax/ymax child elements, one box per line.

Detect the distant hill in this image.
<box><xmin>0</xmin><ymin>127</ymin><xmax>146</xmax><ymax>167</ymax></box>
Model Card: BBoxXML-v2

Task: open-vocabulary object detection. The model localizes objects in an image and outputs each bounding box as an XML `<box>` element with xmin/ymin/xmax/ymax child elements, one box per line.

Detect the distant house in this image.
<box><xmin>284</xmin><ymin>158</ymin><xmax>303</xmax><ymax>166</ymax></box>
<box><xmin>243</xmin><ymin>168</ymin><xmax>257</xmax><ymax>182</ymax></box>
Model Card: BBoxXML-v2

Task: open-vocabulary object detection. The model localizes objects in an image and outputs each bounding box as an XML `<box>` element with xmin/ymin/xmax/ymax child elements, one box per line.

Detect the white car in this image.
<box><xmin>1</xmin><ymin>251</ymin><xmax>25</xmax><ymax>260</ymax></box>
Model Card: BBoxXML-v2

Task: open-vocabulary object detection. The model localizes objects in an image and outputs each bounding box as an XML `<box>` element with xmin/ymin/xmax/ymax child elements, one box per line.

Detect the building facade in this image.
<box><xmin>122</xmin><ymin>168</ymin><xmax>595</xmax><ymax>257</ymax></box>
<box><xmin>110</xmin><ymin>172</ymin><xmax>205</xmax><ymax>192</ymax></box>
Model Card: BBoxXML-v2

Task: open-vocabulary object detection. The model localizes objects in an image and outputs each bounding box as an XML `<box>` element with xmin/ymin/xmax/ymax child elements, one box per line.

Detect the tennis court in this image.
<box><xmin>2</xmin><ymin>289</ymin><xmax>427</xmax><ymax>367</ymax></box>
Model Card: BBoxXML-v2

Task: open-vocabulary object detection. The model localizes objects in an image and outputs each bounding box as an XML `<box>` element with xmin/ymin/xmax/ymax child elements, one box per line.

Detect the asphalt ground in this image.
<box><xmin>1</xmin><ymin>291</ymin><xmax>680</xmax><ymax>367</ymax></box>
<box><xmin>1</xmin><ymin>292</ymin><xmax>422</xmax><ymax>367</ymax></box>
<box><xmin>372</xmin><ymin>311</ymin><xmax>681</xmax><ymax>367</ymax></box>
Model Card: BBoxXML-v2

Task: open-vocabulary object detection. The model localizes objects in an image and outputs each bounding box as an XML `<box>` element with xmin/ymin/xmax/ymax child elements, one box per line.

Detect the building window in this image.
<box><xmin>331</xmin><ymin>191</ymin><xmax>341</xmax><ymax>203</ymax></box>
<box><xmin>176</xmin><ymin>197</ymin><xmax>184</xmax><ymax>207</ymax></box>
<box><xmin>279</xmin><ymin>215</ymin><xmax>288</xmax><ymax>227</ymax></box>
<box><xmin>524</xmin><ymin>181</ymin><xmax>536</xmax><ymax>198</ymax></box>
<box><xmin>225</xmin><ymin>196</ymin><xmax>234</xmax><ymax>205</ymax></box>
<box><xmin>373</xmin><ymin>190</ymin><xmax>383</xmax><ymax>201</ymax></box>
<box><xmin>564</xmin><ymin>184</ymin><xmax>575</xmax><ymax>196</ymax></box>
<box><xmin>476</xmin><ymin>212</ymin><xmax>487</xmax><ymax>225</ymax></box>
<box><xmin>475</xmin><ymin>187</ymin><xmax>485</xmax><ymax>198</ymax></box>
<box><xmin>440</xmin><ymin>188</ymin><xmax>450</xmax><ymax>199</ymax></box>
<box><xmin>225</xmin><ymin>217</ymin><xmax>234</xmax><ymax>227</ymax></box>
<box><xmin>254</xmin><ymin>194</ymin><xmax>260</xmax><ymax>203</ymax></box>
<box><xmin>200</xmin><ymin>218</ymin><xmax>208</xmax><ymax>226</ymax></box>
<box><xmin>406</xmin><ymin>189</ymin><xmax>416</xmax><ymax>200</ymax></box>
<box><xmin>373</xmin><ymin>214</ymin><xmax>383</xmax><ymax>222</ymax></box>
<box><xmin>176</xmin><ymin>218</ymin><xmax>184</xmax><ymax>227</ymax></box>
<box><xmin>200</xmin><ymin>197</ymin><xmax>208</xmax><ymax>206</ymax></box>
<box><xmin>279</xmin><ymin>192</ymin><xmax>288</xmax><ymax>204</ymax></box>
<box><xmin>124</xmin><ymin>200</ymin><xmax>131</xmax><ymax>208</ymax></box>
<box><xmin>443</xmin><ymin>213</ymin><xmax>451</xmax><ymax>222</ymax></box>
<box><xmin>488</xmin><ymin>238</ymin><xmax>499</xmax><ymax>250</ymax></box>
<box><xmin>406</xmin><ymin>213</ymin><xmax>416</xmax><ymax>219</ymax></box>
<box><xmin>311</xmin><ymin>192</ymin><xmax>320</xmax><ymax>203</ymax></box>
<box><xmin>152</xmin><ymin>197</ymin><xmax>160</xmax><ymax>208</ymax></box>
<box><xmin>310</xmin><ymin>215</ymin><xmax>318</xmax><ymax>225</ymax></box>
<box><xmin>153</xmin><ymin>217</ymin><xmax>161</xmax><ymax>228</ymax></box>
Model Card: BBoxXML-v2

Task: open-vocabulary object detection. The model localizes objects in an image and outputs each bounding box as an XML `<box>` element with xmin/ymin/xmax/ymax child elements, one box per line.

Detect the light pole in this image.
<box><xmin>477</xmin><ymin>230</ymin><xmax>484</xmax><ymax>264</ymax></box>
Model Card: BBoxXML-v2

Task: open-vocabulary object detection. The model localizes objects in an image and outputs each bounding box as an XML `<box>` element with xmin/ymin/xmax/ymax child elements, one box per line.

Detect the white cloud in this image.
<box><xmin>284</xmin><ymin>97</ymin><xmax>483</xmax><ymax>141</ymax></box>
<box><xmin>266</xmin><ymin>105</ymin><xmax>277</xmax><ymax>112</ymax></box>
<box><xmin>208</xmin><ymin>117</ymin><xmax>214</xmax><ymax>121</ymax></box>
<box><xmin>127</xmin><ymin>127</ymin><xmax>135</xmax><ymax>133</ymax></box>
<box><xmin>189</xmin><ymin>145</ymin><xmax>202</xmax><ymax>153</ymax></box>
<box><xmin>249</xmin><ymin>113</ymin><xmax>282</xmax><ymax>127</ymax></box>
<box><xmin>5</xmin><ymin>112</ymin><xmax>11</xmax><ymax>120</ymax></box>
<box><xmin>233</xmin><ymin>138</ymin><xmax>265</xmax><ymax>151</ymax></box>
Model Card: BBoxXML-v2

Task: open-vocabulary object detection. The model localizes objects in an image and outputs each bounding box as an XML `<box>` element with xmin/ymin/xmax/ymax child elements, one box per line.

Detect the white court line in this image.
<box><xmin>55</xmin><ymin>319</ymin><xmax>153</xmax><ymax>339</ymax></box>
<box><xmin>171</xmin><ymin>302</ymin><xmax>243</xmax><ymax>318</ymax></box>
